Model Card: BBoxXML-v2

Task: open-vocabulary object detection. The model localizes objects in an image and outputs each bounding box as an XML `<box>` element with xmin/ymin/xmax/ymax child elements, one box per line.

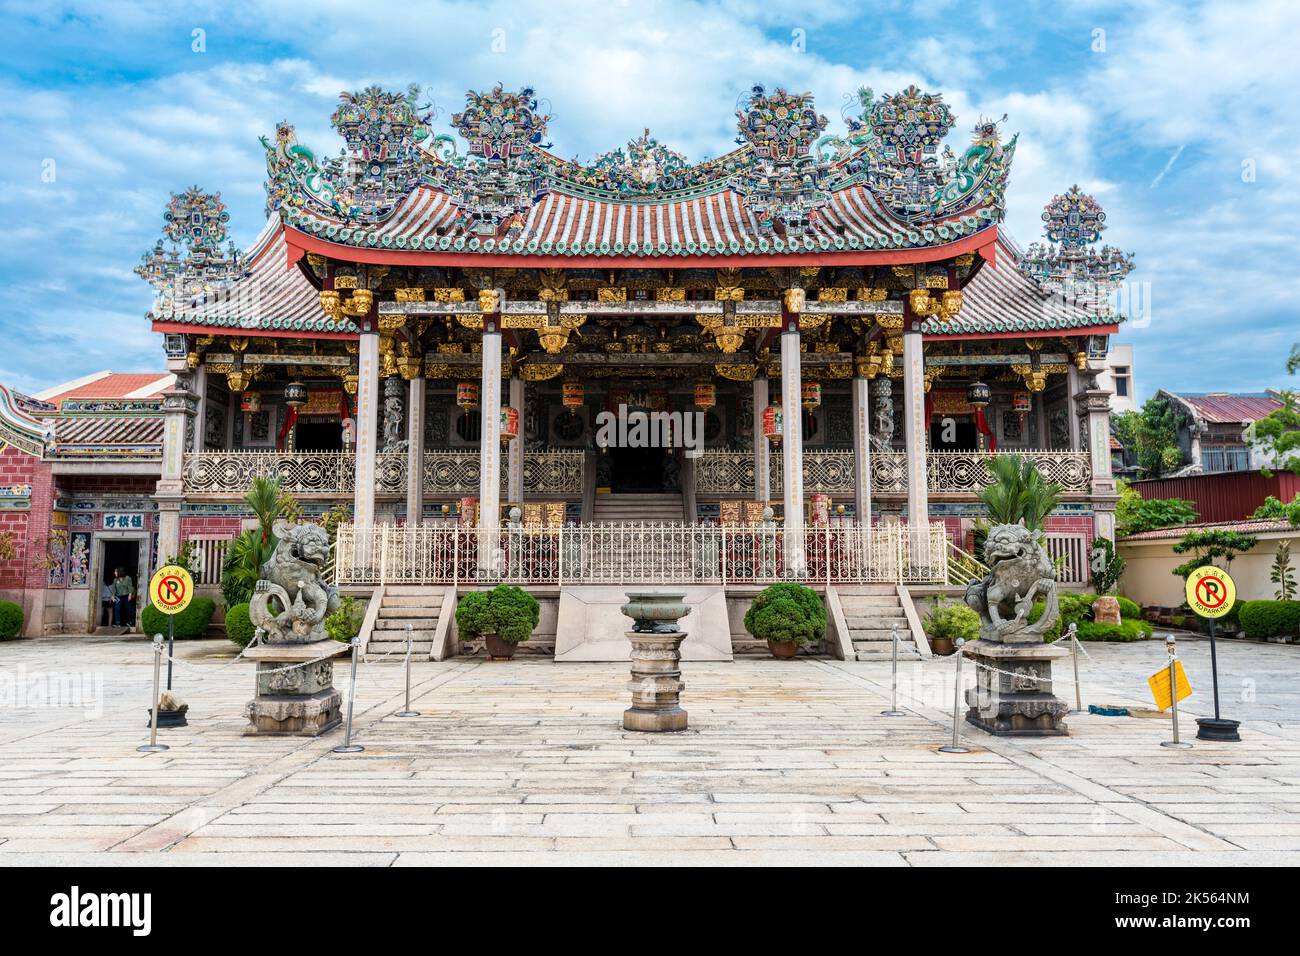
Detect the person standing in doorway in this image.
<box><xmin>111</xmin><ymin>567</ymin><xmax>134</xmax><ymax>633</ymax></box>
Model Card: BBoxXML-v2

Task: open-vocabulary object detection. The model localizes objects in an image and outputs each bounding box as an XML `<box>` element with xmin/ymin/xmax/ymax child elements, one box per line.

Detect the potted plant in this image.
<box><xmin>455</xmin><ymin>584</ymin><xmax>540</xmax><ymax>660</ymax></box>
<box><xmin>921</xmin><ymin>600</ymin><xmax>979</xmax><ymax>656</ymax></box>
<box><xmin>743</xmin><ymin>582</ymin><xmax>826</xmax><ymax>658</ymax></box>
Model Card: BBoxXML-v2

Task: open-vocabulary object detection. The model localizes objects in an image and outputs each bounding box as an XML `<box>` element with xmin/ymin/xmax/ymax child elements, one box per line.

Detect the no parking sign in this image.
<box><xmin>149</xmin><ymin>565</ymin><xmax>193</xmax><ymax>616</ymax></box>
<box><xmin>1185</xmin><ymin>566</ymin><xmax>1235</xmax><ymax>618</ymax></box>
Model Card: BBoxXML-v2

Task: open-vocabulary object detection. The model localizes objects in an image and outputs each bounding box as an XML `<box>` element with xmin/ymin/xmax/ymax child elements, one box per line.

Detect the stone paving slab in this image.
<box><xmin>0</xmin><ymin>633</ymin><xmax>1297</xmax><ymax>865</ymax></box>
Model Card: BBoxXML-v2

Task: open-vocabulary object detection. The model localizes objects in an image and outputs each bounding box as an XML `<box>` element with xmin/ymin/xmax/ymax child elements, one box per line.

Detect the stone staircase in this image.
<box><xmin>837</xmin><ymin>586</ymin><xmax>923</xmax><ymax>661</ymax></box>
<box><xmin>365</xmin><ymin>585</ymin><xmax>447</xmax><ymax>661</ymax></box>
<box><xmin>592</xmin><ymin>493</ymin><xmax>685</xmax><ymax>523</ymax></box>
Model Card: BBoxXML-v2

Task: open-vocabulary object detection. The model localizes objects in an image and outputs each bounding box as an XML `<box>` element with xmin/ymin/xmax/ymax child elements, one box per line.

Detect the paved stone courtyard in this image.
<box><xmin>1</xmin><ymin>633</ymin><xmax>1299</xmax><ymax>866</ymax></box>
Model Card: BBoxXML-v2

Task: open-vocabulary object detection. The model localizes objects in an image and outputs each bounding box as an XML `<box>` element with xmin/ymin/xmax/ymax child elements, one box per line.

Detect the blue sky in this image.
<box><xmin>0</xmin><ymin>0</ymin><xmax>1296</xmax><ymax>400</ymax></box>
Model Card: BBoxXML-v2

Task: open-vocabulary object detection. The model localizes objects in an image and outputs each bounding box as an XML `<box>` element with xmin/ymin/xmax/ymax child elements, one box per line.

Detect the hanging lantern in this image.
<box><xmin>456</xmin><ymin>381</ymin><xmax>480</xmax><ymax>410</ymax></box>
<box><xmin>500</xmin><ymin>406</ymin><xmax>519</xmax><ymax>442</ymax></box>
<box><xmin>694</xmin><ymin>381</ymin><xmax>716</xmax><ymax>410</ymax></box>
<box><xmin>762</xmin><ymin>403</ymin><xmax>783</xmax><ymax>444</ymax></box>
<box><xmin>966</xmin><ymin>380</ymin><xmax>991</xmax><ymax>410</ymax></box>
<box><xmin>1012</xmin><ymin>391</ymin><xmax>1032</xmax><ymax>415</ymax></box>
<box><xmin>562</xmin><ymin>381</ymin><xmax>585</xmax><ymax>409</ymax></box>
<box><xmin>283</xmin><ymin>381</ymin><xmax>309</xmax><ymax>408</ymax></box>
<box><xmin>801</xmin><ymin>381</ymin><xmax>822</xmax><ymax>410</ymax></box>
<box><xmin>241</xmin><ymin>391</ymin><xmax>262</xmax><ymax>413</ymax></box>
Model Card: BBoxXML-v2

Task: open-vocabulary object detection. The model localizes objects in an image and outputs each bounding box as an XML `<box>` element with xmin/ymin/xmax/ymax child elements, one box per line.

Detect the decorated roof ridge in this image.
<box><xmin>260</xmin><ymin>81</ymin><xmax>1019</xmax><ymax>255</ymax></box>
<box><xmin>1019</xmin><ymin>184</ymin><xmax>1134</xmax><ymax>302</ymax></box>
<box><xmin>0</xmin><ymin>383</ymin><xmax>53</xmax><ymax>458</ymax></box>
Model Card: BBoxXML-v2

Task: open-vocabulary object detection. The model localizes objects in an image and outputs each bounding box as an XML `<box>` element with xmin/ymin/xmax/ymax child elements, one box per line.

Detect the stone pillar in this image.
<box><xmin>190</xmin><ymin>364</ymin><xmax>207</xmax><ymax>451</ymax></box>
<box><xmin>507</xmin><ymin>375</ymin><xmax>524</xmax><ymax>506</ymax></box>
<box><xmin>405</xmin><ymin>375</ymin><xmax>425</xmax><ymax>525</ymax></box>
<box><xmin>478</xmin><ymin>292</ymin><xmax>504</xmax><ymax>573</ymax></box>
<box><xmin>155</xmin><ymin>370</ymin><xmax>197</xmax><ymax>562</ymax></box>
<box><xmin>354</xmin><ymin>329</ymin><xmax>380</xmax><ymax>530</ymax></box>
<box><xmin>780</xmin><ymin>321</ymin><xmax>805</xmax><ymax>575</ymax></box>
<box><xmin>1076</xmin><ymin>380</ymin><xmax>1117</xmax><ymax>542</ymax></box>
<box><xmin>852</xmin><ymin>374</ymin><xmax>873</xmax><ymax>524</ymax></box>
<box><xmin>752</xmin><ymin>375</ymin><xmax>771</xmax><ymax>504</ymax></box>
<box><xmin>871</xmin><ymin>375</ymin><xmax>895</xmax><ymax>447</ymax></box>
<box><xmin>902</xmin><ymin>326</ymin><xmax>930</xmax><ymax>561</ymax></box>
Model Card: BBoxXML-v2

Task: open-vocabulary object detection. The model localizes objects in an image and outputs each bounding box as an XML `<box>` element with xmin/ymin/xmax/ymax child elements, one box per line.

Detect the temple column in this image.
<box><xmin>190</xmin><ymin>364</ymin><xmax>207</xmax><ymax>451</ymax></box>
<box><xmin>507</xmin><ymin>375</ymin><xmax>524</xmax><ymax>506</ymax></box>
<box><xmin>478</xmin><ymin>291</ymin><xmax>504</xmax><ymax>573</ymax></box>
<box><xmin>353</xmin><ymin>328</ymin><xmax>380</xmax><ymax>529</ymax></box>
<box><xmin>902</xmin><ymin>323</ymin><xmax>931</xmax><ymax>562</ymax></box>
<box><xmin>752</xmin><ymin>375</ymin><xmax>771</xmax><ymax>504</ymax></box>
<box><xmin>405</xmin><ymin>374</ymin><xmax>425</xmax><ymax>525</ymax></box>
<box><xmin>852</xmin><ymin>373</ymin><xmax>873</xmax><ymax>524</ymax></box>
<box><xmin>780</xmin><ymin>291</ymin><xmax>805</xmax><ymax>575</ymax></box>
<box><xmin>155</xmin><ymin>370</ymin><xmax>197</xmax><ymax>562</ymax></box>
<box><xmin>1076</xmin><ymin>379</ymin><xmax>1117</xmax><ymax>542</ymax></box>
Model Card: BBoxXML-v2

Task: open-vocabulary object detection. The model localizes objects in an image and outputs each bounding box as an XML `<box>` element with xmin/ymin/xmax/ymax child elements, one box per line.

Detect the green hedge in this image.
<box><xmin>225</xmin><ymin>602</ymin><xmax>255</xmax><ymax>648</ymax></box>
<box><xmin>455</xmin><ymin>585</ymin><xmax>539</xmax><ymax>643</ymax></box>
<box><xmin>1239</xmin><ymin>600</ymin><xmax>1300</xmax><ymax>639</ymax></box>
<box><xmin>0</xmin><ymin>600</ymin><xmax>22</xmax><ymax>640</ymax></box>
<box><xmin>1032</xmin><ymin>592</ymin><xmax>1144</xmax><ymax>643</ymax></box>
<box><xmin>744</xmin><ymin>583</ymin><xmax>827</xmax><ymax>647</ymax></box>
<box><xmin>1075</xmin><ymin>618</ymin><xmax>1154</xmax><ymax>642</ymax></box>
<box><xmin>140</xmin><ymin>597</ymin><xmax>216</xmax><ymax>639</ymax></box>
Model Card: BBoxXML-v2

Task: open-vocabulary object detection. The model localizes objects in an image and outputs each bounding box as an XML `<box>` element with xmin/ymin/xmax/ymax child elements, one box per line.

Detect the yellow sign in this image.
<box><xmin>149</xmin><ymin>565</ymin><xmax>194</xmax><ymax>616</ymax></box>
<box><xmin>1185</xmin><ymin>566</ymin><xmax>1236</xmax><ymax>619</ymax></box>
<box><xmin>1148</xmin><ymin>660</ymin><xmax>1193</xmax><ymax>712</ymax></box>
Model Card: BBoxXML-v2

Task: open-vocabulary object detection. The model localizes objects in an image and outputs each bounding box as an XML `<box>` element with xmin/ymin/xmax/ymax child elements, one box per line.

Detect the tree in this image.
<box><xmin>220</xmin><ymin>478</ymin><xmax>301</xmax><ymax>607</ymax></box>
<box><xmin>1115</xmin><ymin>480</ymin><xmax>1199</xmax><ymax>537</ymax></box>
<box><xmin>1118</xmin><ymin>398</ymin><xmax>1186</xmax><ymax>477</ymax></box>
<box><xmin>1248</xmin><ymin>390</ymin><xmax>1300</xmax><ymax>476</ymax></box>
<box><xmin>1090</xmin><ymin>536</ymin><xmax>1126</xmax><ymax>594</ymax></box>
<box><xmin>1251</xmin><ymin>494</ymin><xmax>1300</xmax><ymax>527</ymax></box>
<box><xmin>977</xmin><ymin>454</ymin><xmax>1062</xmax><ymax>531</ymax></box>
<box><xmin>1171</xmin><ymin>529</ymin><xmax>1259</xmax><ymax>580</ymax></box>
<box><xmin>1271</xmin><ymin>542</ymin><xmax>1297</xmax><ymax>600</ymax></box>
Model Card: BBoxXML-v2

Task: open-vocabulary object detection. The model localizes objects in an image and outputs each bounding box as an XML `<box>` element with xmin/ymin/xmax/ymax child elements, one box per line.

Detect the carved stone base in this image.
<box><xmin>963</xmin><ymin>640</ymin><xmax>1069</xmax><ymax>737</ymax></box>
<box><xmin>623</xmin><ymin>630</ymin><xmax>689</xmax><ymax>732</ymax></box>
<box><xmin>243</xmin><ymin>640</ymin><xmax>349</xmax><ymax>737</ymax></box>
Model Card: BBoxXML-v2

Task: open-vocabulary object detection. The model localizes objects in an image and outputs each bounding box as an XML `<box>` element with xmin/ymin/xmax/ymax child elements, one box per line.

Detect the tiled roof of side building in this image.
<box><xmin>1172</xmin><ymin>393</ymin><xmax>1284</xmax><ymax>424</ymax></box>
<box><xmin>1120</xmin><ymin>519</ymin><xmax>1297</xmax><ymax>542</ymax></box>
<box><xmin>33</xmin><ymin>372</ymin><xmax>175</xmax><ymax>405</ymax></box>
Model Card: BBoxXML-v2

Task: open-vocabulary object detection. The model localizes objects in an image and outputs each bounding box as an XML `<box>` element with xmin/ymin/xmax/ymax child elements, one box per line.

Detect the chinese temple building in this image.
<box><xmin>16</xmin><ymin>82</ymin><xmax>1138</xmax><ymax>645</ymax></box>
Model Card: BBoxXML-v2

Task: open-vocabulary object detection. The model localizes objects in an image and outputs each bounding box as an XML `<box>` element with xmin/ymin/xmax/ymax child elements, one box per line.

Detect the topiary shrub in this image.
<box><xmin>1074</xmin><ymin>618</ymin><xmax>1153</xmax><ymax>642</ymax></box>
<box><xmin>922</xmin><ymin>600</ymin><xmax>980</xmax><ymax>643</ymax></box>
<box><xmin>1239</xmin><ymin>600</ymin><xmax>1300</xmax><ymax>639</ymax></box>
<box><xmin>455</xmin><ymin>585</ymin><xmax>540</xmax><ymax>643</ymax></box>
<box><xmin>0</xmin><ymin>600</ymin><xmax>23</xmax><ymax>640</ymax></box>
<box><xmin>1114</xmin><ymin>596</ymin><xmax>1141</xmax><ymax>619</ymax></box>
<box><xmin>225</xmin><ymin>602</ymin><xmax>255</xmax><ymax>648</ymax></box>
<box><xmin>140</xmin><ymin>596</ymin><xmax>216</xmax><ymax>639</ymax></box>
<box><xmin>744</xmin><ymin>583</ymin><xmax>826</xmax><ymax>647</ymax></box>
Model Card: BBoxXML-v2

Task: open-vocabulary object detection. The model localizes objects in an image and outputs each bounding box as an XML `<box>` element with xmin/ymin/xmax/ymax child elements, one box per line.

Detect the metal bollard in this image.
<box><xmin>137</xmin><ymin>635</ymin><xmax>169</xmax><ymax>753</ymax></box>
<box><xmin>333</xmin><ymin>636</ymin><xmax>364</xmax><ymax>754</ymax></box>
<box><xmin>1161</xmin><ymin>634</ymin><xmax>1192</xmax><ymax>749</ymax></box>
<box><xmin>1069</xmin><ymin>622</ymin><xmax>1082</xmax><ymax>713</ymax></box>
<box><xmin>396</xmin><ymin>622</ymin><xmax>420</xmax><ymax>718</ymax></box>
<box><xmin>939</xmin><ymin>637</ymin><xmax>971</xmax><ymax>753</ymax></box>
<box><xmin>880</xmin><ymin>623</ymin><xmax>905</xmax><ymax>716</ymax></box>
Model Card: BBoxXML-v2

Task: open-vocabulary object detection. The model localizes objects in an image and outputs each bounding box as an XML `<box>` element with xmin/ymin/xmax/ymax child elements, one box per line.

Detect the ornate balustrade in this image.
<box><xmin>333</xmin><ymin>520</ymin><xmax>951</xmax><ymax>586</ymax></box>
<box><xmin>182</xmin><ymin>449</ymin><xmax>584</xmax><ymax>497</ymax></box>
<box><xmin>693</xmin><ymin>448</ymin><xmax>1092</xmax><ymax>496</ymax></box>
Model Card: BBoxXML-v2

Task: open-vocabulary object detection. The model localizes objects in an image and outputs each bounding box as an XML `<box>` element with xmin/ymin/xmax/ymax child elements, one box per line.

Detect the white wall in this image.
<box><xmin>1118</xmin><ymin>528</ymin><xmax>1300</xmax><ymax>607</ymax></box>
<box><xmin>1098</xmin><ymin>343</ymin><xmax>1137</xmax><ymax>413</ymax></box>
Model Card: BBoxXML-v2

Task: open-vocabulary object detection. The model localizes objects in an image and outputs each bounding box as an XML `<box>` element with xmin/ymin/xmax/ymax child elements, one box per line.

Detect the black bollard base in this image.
<box><xmin>1196</xmin><ymin>717</ymin><xmax>1241</xmax><ymax>741</ymax></box>
<box><xmin>146</xmin><ymin>708</ymin><xmax>188</xmax><ymax>728</ymax></box>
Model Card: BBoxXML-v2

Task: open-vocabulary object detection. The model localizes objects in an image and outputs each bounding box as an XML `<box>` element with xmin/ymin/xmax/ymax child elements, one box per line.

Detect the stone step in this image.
<box><xmin>384</xmin><ymin>585</ymin><xmax>446</xmax><ymax>596</ymax></box>
<box><xmin>849</xmin><ymin>627</ymin><xmax>908</xmax><ymax>639</ymax></box>
<box><xmin>375</xmin><ymin>617</ymin><xmax>438</xmax><ymax>630</ymax></box>
<box><xmin>367</xmin><ymin>643</ymin><xmax>433</xmax><ymax>659</ymax></box>
<box><xmin>855</xmin><ymin>647</ymin><xmax>920</xmax><ymax>661</ymax></box>
<box><xmin>845</xmin><ymin>615</ymin><xmax>907</xmax><ymax>628</ymax></box>
<box><xmin>839</xmin><ymin>595</ymin><xmax>904</xmax><ymax>607</ymax></box>
<box><xmin>835</xmin><ymin>585</ymin><xmax>898</xmax><ymax>596</ymax></box>
<box><xmin>378</xmin><ymin>606</ymin><xmax>445</xmax><ymax>619</ymax></box>
<box><xmin>381</xmin><ymin>594</ymin><xmax>445</xmax><ymax>608</ymax></box>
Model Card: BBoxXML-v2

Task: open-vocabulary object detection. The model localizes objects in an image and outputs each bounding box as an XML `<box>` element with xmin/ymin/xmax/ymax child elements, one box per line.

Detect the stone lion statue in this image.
<box><xmin>964</xmin><ymin>521</ymin><xmax>1059</xmax><ymax>644</ymax></box>
<box><xmin>249</xmin><ymin>520</ymin><xmax>341</xmax><ymax>644</ymax></box>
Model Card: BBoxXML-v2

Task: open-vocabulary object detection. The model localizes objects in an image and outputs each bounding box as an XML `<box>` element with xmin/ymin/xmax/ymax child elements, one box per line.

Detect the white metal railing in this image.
<box><xmin>332</xmin><ymin>520</ymin><xmax>951</xmax><ymax>587</ymax></box>
<box><xmin>694</xmin><ymin>448</ymin><xmax>1092</xmax><ymax>496</ymax></box>
<box><xmin>181</xmin><ymin>449</ymin><xmax>584</xmax><ymax>496</ymax></box>
<box><xmin>186</xmin><ymin>535</ymin><xmax>230</xmax><ymax>586</ymax></box>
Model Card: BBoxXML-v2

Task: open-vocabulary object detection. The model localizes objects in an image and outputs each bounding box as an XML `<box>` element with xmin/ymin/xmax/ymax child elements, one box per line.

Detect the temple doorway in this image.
<box><xmin>930</xmin><ymin>418</ymin><xmax>978</xmax><ymax>451</ymax></box>
<box><xmin>609</xmin><ymin>445</ymin><xmax>669</xmax><ymax>493</ymax></box>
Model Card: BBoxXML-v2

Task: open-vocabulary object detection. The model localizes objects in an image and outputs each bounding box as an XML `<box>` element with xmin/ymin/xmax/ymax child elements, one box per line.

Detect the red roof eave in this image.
<box><xmin>281</xmin><ymin>224</ymin><xmax>1000</xmax><ymax>270</ymax></box>
<box><xmin>150</xmin><ymin>320</ymin><xmax>358</xmax><ymax>341</ymax></box>
<box><xmin>925</xmin><ymin>323</ymin><xmax>1120</xmax><ymax>342</ymax></box>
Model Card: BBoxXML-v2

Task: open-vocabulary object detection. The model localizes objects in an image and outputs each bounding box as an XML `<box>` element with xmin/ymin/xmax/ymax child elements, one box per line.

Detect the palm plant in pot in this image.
<box><xmin>455</xmin><ymin>584</ymin><xmax>540</xmax><ymax>660</ymax></box>
<box><xmin>744</xmin><ymin>582</ymin><xmax>827</xmax><ymax>658</ymax></box>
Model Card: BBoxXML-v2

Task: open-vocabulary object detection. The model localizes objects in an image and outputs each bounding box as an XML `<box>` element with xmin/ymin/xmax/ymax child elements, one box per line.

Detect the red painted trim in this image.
<box><xmin>925</xmin><ymin>324</ymin><xmax>1120</xmax><ymax>341</ymax></box>
<box><xmin>282</xmin><ymin>224</ymin><xmax>1000</xmax><ymax>269</ymax></box>
<box><xmin>150</xmin><ymin>322</ymin><xmax>358</xmax><ymax>340</ymax></box>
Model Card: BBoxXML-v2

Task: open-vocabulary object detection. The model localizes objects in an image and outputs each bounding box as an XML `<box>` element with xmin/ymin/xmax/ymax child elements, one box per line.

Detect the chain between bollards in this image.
<box><xmin>395</xmin><ymin>622</ymin><xmax>420</xmax><ymax>718</ymax></box>
<box><xmin>881</xmin><ymin>622</ymin><xmax>904</xmax><ymax>716</ymax></box>
<box><xmin>1161</xmin><ymin>634</ymin><xmax>1192</xmax><ymax>749</ymax></box>
<box><xmin>1068</xmin><ymin>622</ymin><xmax>1082</xmax><ymax>714</ymax></box>
<box><xmin>137</xmin><ymin>634</ymin><xmax>168</xmax><ymax>753</ymax></box>
<box><xmin>333</xmin><ymin>635</ymin><xmax>364</xmax><ymax>754</ymax></box>
<box><xmin>939</xmin><ymin>637</ymin><xmax>970</xmax><ymax>754</ymax></box>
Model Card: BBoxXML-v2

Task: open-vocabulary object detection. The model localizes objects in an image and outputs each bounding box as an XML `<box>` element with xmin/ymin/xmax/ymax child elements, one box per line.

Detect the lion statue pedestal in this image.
<box><xmin>244</xmin><ymin>521</ymin><xmax>349</xmax><ymax>737</ymax></box>
<box><xmin>962</xmin><ymin>522</ymin><xmax>1070</xmax><ymax>737</ymax></box>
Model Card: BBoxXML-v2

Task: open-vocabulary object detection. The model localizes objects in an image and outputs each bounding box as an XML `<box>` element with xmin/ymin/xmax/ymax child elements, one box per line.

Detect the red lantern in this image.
<box><xmin>1012</xmin><ymin>391</ymin><xmax>1032</xmax><ymax>414</ymax></box>
<box><xmin>801</xmin><ymin>381</ymin><xmax>821</xmax><ymax>409</ymax></box>
<box><xmin>762</xmin><ymin>403</ymin><xmax>783</xmax><ymax>444</ymax></box>
<box><xmin>694</xmin><ymin>381</ymin><xmax>716</xmax><ymax>410</ymax></box>
<box><xmin>500</xmin><ymin>406</ymin><xmax>519</xmax><ymax>442</ymax></box>
<box><xmin>456</xmin><ymin>381</ymin><xmax>480</xmax><ymax>410</ymax></box>
<box><xmin>562</xmin><ymin>381</ymin><xmax>584</xmax><ymax>409</ymax></box>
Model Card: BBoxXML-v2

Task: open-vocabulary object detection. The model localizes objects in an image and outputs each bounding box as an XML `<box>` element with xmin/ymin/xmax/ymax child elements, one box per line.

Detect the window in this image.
<box><xmin>1201</xmin><ymin>445</ymin><xmax>1250</xmax><ymax>473</ymax></box>
<box><xmin>1111</xmin><ymin>366</ymin><xmax>1130</xmax><ymax>397</ymax></box>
